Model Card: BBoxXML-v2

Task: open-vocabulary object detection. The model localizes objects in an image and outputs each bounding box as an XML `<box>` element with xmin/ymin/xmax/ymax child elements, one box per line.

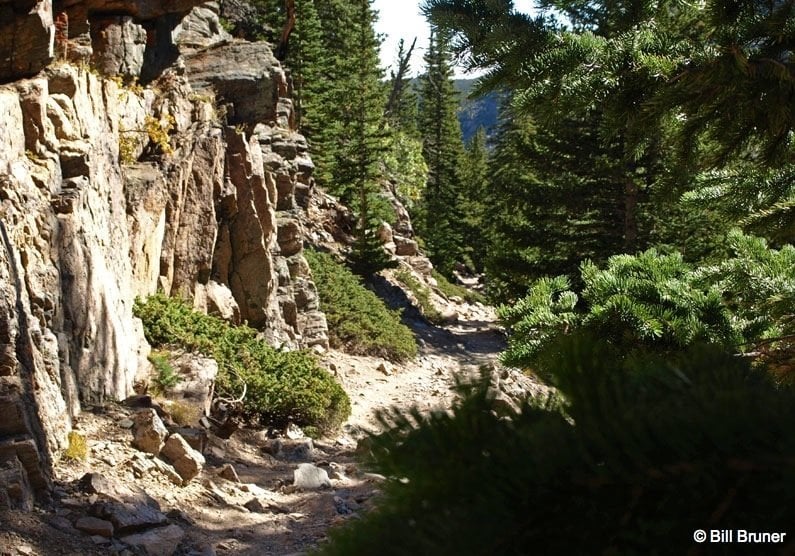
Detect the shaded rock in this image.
<box><xmin>293</xmin><ymin>463</ymin><xmax>331</xmax><ymax>490</ymax></box>
<box><xmin>276</xmin><ymin>217</ymin><xmax>303</xmax><ymax>257</ymax></box>
<box><xmin>172</xmin><ymin>427</ymin><xmax>207</xmax><ymax>453</ymax></box>
<box><xmin>217</xmin><ymin>463</ymin><xmax>240</xmax><ymax>483</ymax></box>
<box><xmin>89</xmin><ymin>16</ymin><xmax>146</xmax><ymax>80</ymax></box>
<box><xmin>161</xmin><ymin>433</ymin><xmax>205</xmax><ymax>483</ymax></box>
<box><xmin>263</xmin><ymin>438</ymin><xmax>314</xmax><ymax>462</ymax></box>
<box><xmin>90</xmin><ymin>492</ymin><xmax>167</xmax><ymax>534</ymax></box>
<box><xmin>244</xmin><ymin>497</ymin><xmax>288</xmax><ymax>514</ymax></box>
<box><xmin>74</xmin><ymin>516</ymin><xmax>114</xmax><ymax>538</ymax></box>
<box><xmin>184</xmin><ymin>42</ymin><xmax>285</xmax><ymax>125</ymax></box>
<box><xmin>120</xmin><ymin>524</ymin><xmax>185</xmax><ymax>556</ymax></box>
<box><xmin>132</xmin><ymin>409</ymin><xmax>168</xmax><ymax>455</ymax></box>
<box><xmin>0</xmin><ymin>0</ymin><xmax>53</xmax><ymax>82</ymax></box>
<box><xmin>394</xmin><ymin>235</ymin><xmax>418</xmax><ymax>257</ymax></box>
<box><xmin>0</xmin><ymin>456</ymin><xmax>33</xmax><ymax>511</ymax></box>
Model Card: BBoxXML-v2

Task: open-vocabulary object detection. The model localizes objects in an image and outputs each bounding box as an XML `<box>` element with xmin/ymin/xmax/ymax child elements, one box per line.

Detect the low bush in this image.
<box><xmin>147</xmin><ymin>350</ymin><xmax>181</xmax><ymax>395</ymax></box>
<box><xmin>499</xmin><ymin>232</ymin><xmax>795</xmax><ymax>376</ymax></box>
<box><xmin>134</xmin><ymin>294</ymin><xmax>350</xmax><ymax>432</ymax></box>
<box><xmin>431</xmin><ymin>269</ymin><xmax>486</xmax><ymax>304</ymax></box>
<box><xmin>305</xmin><ymin>250</ymin><xmax>417</xmax><ymax>362</ymax></box>
<box><xmin>394</xmin><ymin>269</ymin><xmax>443</xmax><ymax>324</ymax></box>
<box><xmin>63</xmin><ymin>431</ymin><xmax>88</xmax><ymax>462</ymax></box>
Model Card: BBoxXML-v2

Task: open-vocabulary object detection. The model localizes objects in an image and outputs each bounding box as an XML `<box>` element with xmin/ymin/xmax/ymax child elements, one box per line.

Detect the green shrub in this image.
<box><xmin>316</xmin><ymin>337</ymin><xmax>795</xmax><ymax>555</ymax></box>
<box><xmin>134</xmin><ymin>294</ymin><xmax>350</xmax><ymax>432</ymax></box>
<box><xmin>394</xmin><ymin>269</ymin><xmax>444</xmax><ymax>324</ymax></box>
<box><xmin>500</xmin><ymin>249</ymin><xmax>739</xmax><ymax>371</ymax></box>
<box><xmin>305</xmin><ymin>250</ymin><xmax>417</xmax><ymax>362</ymax></box>
<box><xmin>431</xmin><ymin>269</ymin><xmax>486</xmax><ymax>304</ymax></box>
<box><xmin>147</xmin><ymin>350</ymin><xmax>181</xmax><ymax>395</ymax></box>
<box><xmin>500</xmin><ymin>232</ymin><xmax>795</xmax><ymax>375</ymax></box>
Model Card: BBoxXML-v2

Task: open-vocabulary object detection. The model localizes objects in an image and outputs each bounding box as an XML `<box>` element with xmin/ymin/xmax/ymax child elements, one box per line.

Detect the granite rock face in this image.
<box><xmin>0</xmin><ymin>1</ymin><xmax>330</xmax><ymax>503</ymax></box>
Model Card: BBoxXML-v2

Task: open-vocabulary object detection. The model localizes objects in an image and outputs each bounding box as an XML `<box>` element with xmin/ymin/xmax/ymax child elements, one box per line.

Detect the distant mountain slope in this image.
<box><xmin>407</xmin><ymin>78</ymin><xmax>500</xmax><ymax>145</ymax></box>
<box><xmin>454</xmin><ymin>79</ymin><xmax>500</xmax><ymax>145</ymax></box>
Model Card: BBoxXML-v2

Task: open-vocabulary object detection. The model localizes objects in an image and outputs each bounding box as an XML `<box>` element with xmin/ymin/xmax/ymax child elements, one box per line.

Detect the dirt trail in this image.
<box><xmin>0</xmin><ymin>306</ymin><xmax>508</xmax><ymax>556</ymax></box>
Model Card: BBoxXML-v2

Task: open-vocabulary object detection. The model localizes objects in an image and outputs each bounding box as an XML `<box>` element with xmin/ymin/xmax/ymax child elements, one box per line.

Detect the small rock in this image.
<box><xmin>333</xmin><ymin>496</ymin><xmax>352</xmax><ymax>515</ymax></box>
<box><xmin>91</xmin><ymin>535</ymin><xmax>112</xmax><ymax>545</ymax></box>
<box><xmin>217</xmin><ymin>464</ymin><xmax>240</xmax><ymax>483</ymax></box>
<box><xmin>263</xmin><ymin>438</ymin><xmax>314</xmax><ymax>462</ymax></box>
<box><xmin>166</xmin><ymin>508</ymin><xmax>196</xmax><ymax>526</ymax></box>
<box><xmin>243</xmin><ymin>498</ymin><xmax>268</xmax><ymax>513</ymax></box>
<box><xmin>293</xmin><ymin>463</ymin><xmax>331</xmax><ymax>490</ymax></box>
<box><xmin>326</xmin><ymin>462</ymin><xmax>348</xmax><ymax>481</ymax></box>
<box><xmin>90</xmin><ymin>493</ymin><xmax>167</xmax><ymax>534</ymax></box>
<box><xmin>239</xmin><ymin>483</ymin><xmax>267</xmax><ymax>497</ymax></box>
<box><xmin>132</xmin><ymin>409</ymin><xmax>168</xmax><ymax>455</ymax></box>
<box><xmin>376</xmin><ymin>363</ymin><xmax>392</xmax><ymax>376</ymax></box>
<box><xmin>118</xmin><ymin>419</ymin><xmax>134</xmax><ymax>429</ymax></box>
<box><xmin>173</xmin><ymin>427</ymin><xmax>208</xmax><ymax>453</ymax></box>
<box><xmin>75</xmin><ymin>516</ymin><xmax>114</xmax><ymax>538</ymax></box>
<box><xmin>120</xmin><ymin>524</ymin><xmax>185</xmax><ymax>556</ymax></box>
<box><xmin>161</xmin><ymin>433</ymin><xmax>205</xmax><ymax>483</ymax></box>
<box><xmin>79</xmin><ymin>472</ymin><xmax>113</xmax><ymax>495</ymax></box>
<box><xmin>152</xmin><ymin>458</ymin><xmax>184</xmax><ymax>486</ymax></box>
<box><xmin>285</xmin><ymin>423</ymin><xmax>304</xmax><ymax>440</ymax></box>
<box><xmin>60</xmin><ymin>497</ymin><xmax>86</xmax><ymax>509</ymax></box>
<box><xmin>15</xmin><ymin>545</ymin><xmax>34</xmax><ymax>555</ymax></box>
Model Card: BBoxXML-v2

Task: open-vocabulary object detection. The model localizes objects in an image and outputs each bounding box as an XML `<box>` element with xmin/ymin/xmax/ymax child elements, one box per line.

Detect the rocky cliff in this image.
<box><xmin>0</xmin><ymin>0</ymin><xmax>329</xmax><ymax>507</ymax></box>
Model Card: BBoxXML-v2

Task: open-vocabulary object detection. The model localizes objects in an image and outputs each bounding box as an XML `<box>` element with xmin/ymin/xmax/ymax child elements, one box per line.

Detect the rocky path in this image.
<box><xmin>0</xmin><ymin>306</ymin><xmax>512</xmax><ymax>556</ymax></box>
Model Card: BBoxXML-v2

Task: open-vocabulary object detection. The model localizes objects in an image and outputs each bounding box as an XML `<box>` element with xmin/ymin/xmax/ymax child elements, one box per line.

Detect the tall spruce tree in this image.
<box><xmin>334</xmin><ymin>0</ymin><xmax>395</xmax><ymax>276</ymax></box>
<box><xmin>459</xmin><ymin>127</ymin><xmax>489</xmax><ymax>271</ymax></box>
<box><xmin>281</xmin><ymin>0</ymin><xmax>326</xmax><ymax>135</ymax></box>
<box><xmin>417</xmin><ymin>29</ymin><xmax>468</xmax><ymax>274</ymax></box>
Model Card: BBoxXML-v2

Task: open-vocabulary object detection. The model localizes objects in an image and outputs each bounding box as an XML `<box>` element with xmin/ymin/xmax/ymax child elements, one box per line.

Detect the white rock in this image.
<box><xmin>293</xmin><ymin>463</ymin><xmax>331</xmax><ymax>490</ymax></box>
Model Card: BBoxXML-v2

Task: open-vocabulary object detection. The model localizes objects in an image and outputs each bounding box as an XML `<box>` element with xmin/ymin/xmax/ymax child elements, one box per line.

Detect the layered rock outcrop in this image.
<box><xmin>0</xmin><ymin>1</ymin><xmax>328</xmax><ymax>503</ymax></box>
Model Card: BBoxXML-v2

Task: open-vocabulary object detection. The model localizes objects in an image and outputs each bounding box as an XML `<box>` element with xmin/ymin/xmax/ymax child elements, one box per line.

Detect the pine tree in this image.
<box><xmin>483</xmin><ymin>103</ymin><xmax>653</xmax><ymax>301</ymax></box>
<box><xmin>385</xmin><ymin>38</ymin><xmax>420</xmax><ymax>137</ymax></box>
<box><xmin>332</xmin><ymin>0</ymin><xmax>395</xmax><ymax>276</ymax></box>
<box><xmin>383</xmin><ymin>39</ymin><xmax>428</xmax><ymax>210</ymax></box>
<box><xmin>281</xmin><ymin>0</ymin><xmax>326</xmax><ymax>135</ymax></box>
<box><xmin>459</xmin><ymin>127</ymin><xmax>489</xmax><ymax>271</ymax></box>
<box><xmin>417</xmin><ymin>29</ymin><xmax>468</xmax><ymax>275</ymax></box>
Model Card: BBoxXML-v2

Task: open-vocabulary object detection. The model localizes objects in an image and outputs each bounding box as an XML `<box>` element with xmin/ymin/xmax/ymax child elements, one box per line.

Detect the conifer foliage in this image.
<box><xmin>416</xmin><ymin>29</ymin><xmax>468</xmax><ymax>274</ymax></box>
<box><xmin>317</xmin><ymin>339</ymin><xmax>795</xmax><ymax>555</ymax></box>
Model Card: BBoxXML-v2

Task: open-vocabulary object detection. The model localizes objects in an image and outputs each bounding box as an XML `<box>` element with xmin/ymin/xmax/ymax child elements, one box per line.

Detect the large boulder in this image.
<box><xmin>132</xmin><ymin>409</ymin><xmax>168</xmax><ymax>455</ymax></box>
<box><xmin>89</xmin><ymin>16</ymin><xmax>146</xmax><ymax>80</ymax></box>
<box><xmin>161</xmin><ymin>433</ymin><xmax>205</xmax><ymax>483</ymax></box>
<box><xmin>169</xmin><ymin>353</ymin><xmax>218</xmax><ymax>417</ymax></box>
<box><xmin>184</xmin><ymin>41</ymin><xmax>286</xmax><ymax>125</ymax></box>
<box><xmin>0</xmin><ymin>1</ymin><xmax>53</xmax><ymax>82</ymax></box>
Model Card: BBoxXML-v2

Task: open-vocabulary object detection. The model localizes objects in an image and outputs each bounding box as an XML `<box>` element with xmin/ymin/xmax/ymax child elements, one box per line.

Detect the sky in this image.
<box><xmin>373</xmin><ymin>0</ymin><xmax>538</xmax><ymax>78</ymax></box>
